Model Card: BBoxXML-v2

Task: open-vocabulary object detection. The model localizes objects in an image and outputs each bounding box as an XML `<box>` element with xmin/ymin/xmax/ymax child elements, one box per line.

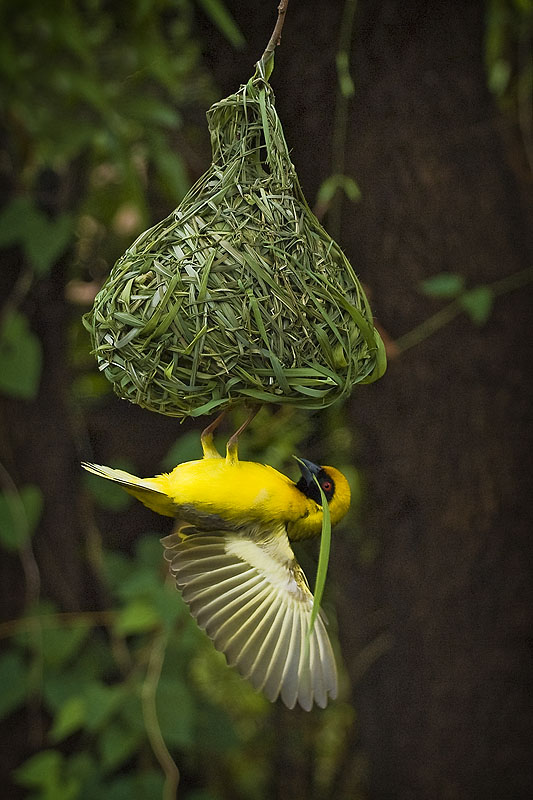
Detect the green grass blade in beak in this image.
<box><xmin>307</xmin><ymin>477</ymin><xmax>332</xmax><ymax>640</ymax></box>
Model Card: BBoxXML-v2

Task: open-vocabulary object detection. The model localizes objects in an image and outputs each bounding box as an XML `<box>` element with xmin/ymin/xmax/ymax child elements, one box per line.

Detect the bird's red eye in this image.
<box><xmin>322</xmin><ymin>480</ymin><xmax>332</xmax><ymax>492</ymax></box>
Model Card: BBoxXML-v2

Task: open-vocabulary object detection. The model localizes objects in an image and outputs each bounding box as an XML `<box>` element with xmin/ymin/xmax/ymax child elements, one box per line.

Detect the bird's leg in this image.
<box><xmin>226</xmin><ymin>405</ymin><xmax>261</xmax><ymax>464</ymax></box>
<box><xmin>200</xmin><ymin>410</ymin><xmax>227</xmax><ymax>459</ymax></box>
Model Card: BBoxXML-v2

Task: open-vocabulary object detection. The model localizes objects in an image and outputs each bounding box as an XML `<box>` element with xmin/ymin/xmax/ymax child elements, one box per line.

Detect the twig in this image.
<box><xmin>394</xmin><ymin>298</ymin><xmax>462</xmax><ymax>354</ymax></box>
<box><xmin>0</xmin><ymin>609</ymin><xmax>118</xmax><ymax>641</ymax></box>
<box><xmin>395</xmin><ymin>265</ymin><xmax>533</xmax><ymax>354</ymax></box>
<box><xmin>0</xmin><ymin>460</ymin><xmax>41</xmax><ymax>609</ymax></box>
<box><xmin>141</xmin><ymin>630</ymin><xmax>180</xmax><ymax>800</ymax></box>
<box><xmin>328</xmin><ymin>0</ymin><xmax>358</xmax><ymax>241</ymax></box>
<box><xmin>0</xmin><ymin>460</ymin><xmax>45</xmax><ymax>745</ymax></box>
<box><xmin>259</xmin><ymin>0</ymin><xmax>289</xmax><ymax>68</ymax></box>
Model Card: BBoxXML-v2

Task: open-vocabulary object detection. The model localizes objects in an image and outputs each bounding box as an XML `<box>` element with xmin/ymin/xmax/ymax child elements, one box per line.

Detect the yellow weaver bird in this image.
<box><xmin>82</xmin><ymin>420</ymin><xmax>350</xmax><ymax>711</ymax></box>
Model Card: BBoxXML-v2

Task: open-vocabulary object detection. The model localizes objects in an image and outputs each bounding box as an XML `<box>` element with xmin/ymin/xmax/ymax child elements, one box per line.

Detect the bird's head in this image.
<box><xmin>288</xmin><ymin>457</ymin><xmax>351</xmax><ymax>540</ymax></box>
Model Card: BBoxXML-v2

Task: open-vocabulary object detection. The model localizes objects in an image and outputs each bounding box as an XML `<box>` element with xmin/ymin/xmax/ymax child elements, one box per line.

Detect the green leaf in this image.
<box><xmin>121</xmin><ymin>96</ymin><xmax>181</xmax><ymax>128</ymax></box>
<box><xmin>115</xmin><ymin>691</ymin><xmax>145</xmax><ymax>735</ymax></box>
<box><xmin>20</xmin><ymin>484</ymin><xmax>43</xmax><ymax>533</ymax></box>
<box><xmin>195</xmin><ymin>703</ymin><xmax>239</xmax><ymax>752</ymax></box>
<box><xmin>65</xmin><ymin>752</ymin><xmax>98</xmax><ymax>792</ymax></box>
<box><xmin>40</xmin><ymin>622</ymin><xmax>91</xmax><ymax>668</ymax></box>
<box><xmin>196</xmin><ymin>0</ymin><xmax>245</xmax><ymax>49</ymax></box>
<box><xmin>0</xmin><ymin>197</ymin><xmax>35</xmax><ymax>246</ymax></box>
<box><xmin>0</xmin><ymin>650</ymin><xmax>27</xmax><ymax>719</ymax></box>
<box><xmin>0</xmin><ymin>484</ymin><xmax>43</xmax><ymax>551</ymax></box>
<box><xmin>153</xmin><ymin>580</ymin><xmax>186</xmax><ymax>631</ymax></box>
<box><xmin>84</xmin><ymin>470</ymin><xmax>132</xmax><ymax>511</ymax></box>
<box><xmin>42</xmin><ymin>641</ymin><xmax>113</xmax><ymax>713</ymax></box>
<box><xmin>161</xmin><ymin>430</ymin><xmax>202</xmax><ymax>470</ymax></box>
<box><xmin>14</xmin><ymin>750</ymin><xmax>62</xmax><ymax>789</ymax></box>
<box><xmin>316</xmin><ymin>174</ymin><xmax>361</xmax><ymax>212</ymax></box>
<box><xmin>114</xmin><ymin>599</ymin><xmax>160</xmax><ymax>635</ymax></box>
<box><xmin>459</xmin><ymin>286</ymin><xmax>494</xmax><ymax>326</ymax></box>
<box><xmin>103</xmin><ymin>771</ymin><xmax>165</xmax><ymax>800</ymax></box>
<box><xmin>0</xmin><ymin>197</ymin><xmax>73</xmax><ymax>275</ymax></box>
<box><xmin>154</xmin><ymin>149</ymin><xmax>190</xmax><ymax>203</ymax></box>
<box><xmin>14</xmin><ymin>749</ymin><xmax>80</xmax><ymax>800</ymax></box>
<box><xmin>0</xmin><ymin>311</ymin><xmax>42</xmax><ymax>400</ymax></box>
<box><xmin>419</xmin><ymin>273</ymin><xmax>465</xmax><ymax>298</ymax></box>
<box><xmin>98</xmin><ymin>718</ymin><xmax>143</xmax><ymax>771</ymax></box>
<box><xmin>135</xmin><ymin>534</ymin><xmax>166</xmax><ymax>567</ymax></box>
<box><xmin>155</xmin><ymin>676</ymin><xmax>195</xmax><ymax>748</ymax></box>
<box><xmin>50</xmin><ymin>696</ymin><xmax>86</xmax><ymax>742</ymax></box>
<box><xmin>115</xmin><ymin>565</ymin><xmax>160</xmax><ymax>603</ymax></box>
<box><xmin>101</xmin><ymin>549</ymin><xmax>134</xmax><ymax>590</ymax></box>
<box><xmin>23</xmin><ymin>212</ymin><xmax>74</xmax><ymax>276</ymax></box>
<box><xmin>83</xmin><ymin>682</ymin><xmax>124</xmax><ymax>732</ymax></box>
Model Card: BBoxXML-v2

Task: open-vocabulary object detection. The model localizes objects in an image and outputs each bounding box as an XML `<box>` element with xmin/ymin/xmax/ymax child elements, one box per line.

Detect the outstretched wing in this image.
<box><xmin>161</xmin><ymin>524</ymin><xmax>338</xmax><ymax>711</ymax></box>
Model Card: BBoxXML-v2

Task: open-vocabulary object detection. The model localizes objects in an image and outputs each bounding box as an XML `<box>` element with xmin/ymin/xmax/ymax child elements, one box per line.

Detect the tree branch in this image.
<box><xmin>259</xmin><ymin>0</ymin><xmax>289</xmax><ymax>67</ymax></box>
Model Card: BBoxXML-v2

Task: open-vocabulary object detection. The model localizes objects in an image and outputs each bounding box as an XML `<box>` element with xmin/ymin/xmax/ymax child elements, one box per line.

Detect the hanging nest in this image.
<box><xmin>84</xmin><ymin>74</ymin><xmax>386</xmax><ymax>418</ymax></box>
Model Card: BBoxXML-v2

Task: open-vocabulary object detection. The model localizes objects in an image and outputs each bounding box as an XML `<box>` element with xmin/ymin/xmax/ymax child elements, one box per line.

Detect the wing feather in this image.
<box><xmin>197</xmin><ymin>583</ymin><xmax>267</xmax><ymax>643</ymax></box>
<box><xmin>260</xmin><ymin>608</ymin><xmax>294</xmax><ymax>701</ymax></box>
<box><xmin>193</xmin><ymin>574</ymin><xmax>264</xmax><ymax>627</ymax></box>
<box><xmin>162</xmin><ymin>526</ymin><xmax>338</xmax><ymax>710</ymax></box>
<box><xmin>244</xmin><ymin>601</ymin><xmax>288</xmax><ymax>685</ymax></box>
<box><xmin>215</xmin><ymin>588</ymin><xmax>273</xmax><ymax>655</ymax></box>
<box><xmin>229</xmin><ymin>598</ymin><xmax>284</xmax><ymax>678</ymax></box>
<box><xmin>309</xmin><ymin>626</ymin><xmax>326</xmax><ymax>709</ymax></box>
<box><xmin>280</xmin><ymin>607</ymin><xmax>303</xmax><ymax>710</ymax></box>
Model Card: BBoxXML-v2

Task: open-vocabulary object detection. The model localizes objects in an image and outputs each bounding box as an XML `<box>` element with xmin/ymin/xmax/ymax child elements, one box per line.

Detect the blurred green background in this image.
<box><xmin>1</xmin><ymin>1</ymin><xmax>532</xmax><ymax>798</ymax></box>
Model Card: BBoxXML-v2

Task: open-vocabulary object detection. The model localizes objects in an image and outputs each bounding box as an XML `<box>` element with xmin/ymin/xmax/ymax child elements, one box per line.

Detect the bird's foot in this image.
<box><xmin>226</xmin><ymin>405</ymin><xmax>261</xmax><ymax>464</ymax></box>
<box><xmin>200</xmin><ymin>410</ymin><xmax>226</xmax><ymax>459</ymax></box>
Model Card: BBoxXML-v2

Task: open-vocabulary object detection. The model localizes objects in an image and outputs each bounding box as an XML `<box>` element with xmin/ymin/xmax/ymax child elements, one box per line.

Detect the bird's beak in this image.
<box><xmin>294</xmin><ymin>456</ymin><xmax>321</xmax><ymax>489</ymax></box>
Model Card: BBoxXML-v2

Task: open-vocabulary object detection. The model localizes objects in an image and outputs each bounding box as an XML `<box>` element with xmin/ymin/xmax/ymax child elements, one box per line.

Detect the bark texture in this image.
<box><xmin>206</xmin><ymin>1</ymin><xmax>533</xmax><ymax>797</ymax></box>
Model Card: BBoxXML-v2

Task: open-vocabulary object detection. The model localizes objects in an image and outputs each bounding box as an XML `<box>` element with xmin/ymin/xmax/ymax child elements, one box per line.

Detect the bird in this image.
<box><xmin>82</xmin><ymin>418</ymin><xmax>350</xmax><ymax>711</ymax></box>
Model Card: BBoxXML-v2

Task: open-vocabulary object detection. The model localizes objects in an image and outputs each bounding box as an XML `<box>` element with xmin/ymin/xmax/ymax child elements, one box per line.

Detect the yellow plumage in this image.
<box><xmin>82</xmin><ymin>436</ymin><xmax>350</xmax><ymax>710</ymax></box>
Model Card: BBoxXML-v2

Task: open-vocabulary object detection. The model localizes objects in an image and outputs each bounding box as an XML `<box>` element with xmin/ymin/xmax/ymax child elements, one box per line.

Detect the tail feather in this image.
<box><xmin>81</xmin><ymin>462</ymin><xmax>176</xmax><ymax>517</ymax></box>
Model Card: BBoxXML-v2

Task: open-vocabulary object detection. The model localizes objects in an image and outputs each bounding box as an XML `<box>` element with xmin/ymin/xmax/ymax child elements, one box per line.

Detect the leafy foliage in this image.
<box><xmin>419</xmin><ymin>273</ymin><xmax>465</xmax><ymax>299</ymax></box>
<box><xmin>196</xmin><ymin>0</ymin><xmax>246</xmax><ymax>49</ymax></box>
<box><xmin>1</xmin><ymin>469</ymin><xmax>353</xmax><ymax>799</ymax></box>
<box><xmin>0</xmin><ymin>197</ymin><xmax>74</xmax><ymax>277</ymax></box>
<box><xmin>0</xmin><ymin>312</ymin><xmax>43</xmax><ymax>400</ymax></box>
<box><xmin>0</xmin><ymin>483</ymin><xmax>43</xmax><ymax>550</ymax></box>
<box><xmin>419</xmin><ymin>272</ymin><xmax>496</xmax><ymax>327</ymax></box>
<box><xmin>1</xmin><ymin>0</ymin><xmax>219</xmax><ymax>307</ymax></box>
<box><xmin>484</xmin><ymin>0</ymin><xmax>533</xmax><ymax>168</ymax></box>
<box><xmin>0</xmin><ymin>394</ymin><xmax>357</xmax><ymax>799</ymax></box>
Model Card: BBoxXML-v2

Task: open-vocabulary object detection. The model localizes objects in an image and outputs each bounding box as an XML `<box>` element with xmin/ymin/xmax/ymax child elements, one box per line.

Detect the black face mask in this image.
<box><xmin>295</xmin><ymin>458</ymin><xmax>335</xmax><ymax>504</ymax></box>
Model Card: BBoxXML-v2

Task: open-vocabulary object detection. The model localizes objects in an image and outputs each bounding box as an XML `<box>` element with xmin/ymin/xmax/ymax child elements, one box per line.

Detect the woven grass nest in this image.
<box><xmin>85</xmin><ymin>74</ymin><xmax>386</xmax><ymax>418</ymax></box>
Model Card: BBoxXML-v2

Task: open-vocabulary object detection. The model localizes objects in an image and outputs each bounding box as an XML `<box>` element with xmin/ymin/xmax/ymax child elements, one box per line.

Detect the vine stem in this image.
<box><xmin>394</xmin><ymin>298</ymin><xmax>462</xmax><ymax>354</ymax></box>
<box><xmin>141</xmin><ymin>628</ymin><xmax>180</xmax><ymax>800</ymax></box>
<box><xmin>394</xmin><ymin>265</ymin><xmax>533</xmax><ymax>354</ymax></box>
<box><xmin>259</xmin><ymin>0</ymin><xmax>289</xmax><ymax>68</ymax></box>
<box><xmin>0</xmin><ymin>460</ymin><xmax>43</xmax><ymax>744</ymax></box>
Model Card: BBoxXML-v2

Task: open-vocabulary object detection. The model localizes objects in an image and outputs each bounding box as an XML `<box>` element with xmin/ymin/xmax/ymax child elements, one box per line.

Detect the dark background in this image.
<box><xmin>1</xmin><ymin>1</ymin><xmax>532</xmax><ymax>798</ymax></box>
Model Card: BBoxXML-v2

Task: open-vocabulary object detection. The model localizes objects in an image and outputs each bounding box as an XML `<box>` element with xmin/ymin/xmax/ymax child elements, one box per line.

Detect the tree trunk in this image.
<box><xmin>207</xmin><ymin>1</ymin><xmax>533</xmax><ymax>796</ymax></box>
